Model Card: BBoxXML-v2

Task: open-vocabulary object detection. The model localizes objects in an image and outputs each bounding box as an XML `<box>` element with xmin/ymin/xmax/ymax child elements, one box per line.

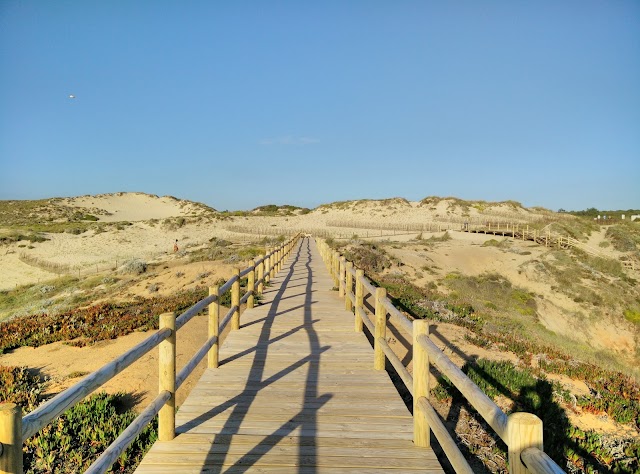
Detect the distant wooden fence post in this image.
<box><xmin>257</xmin><ymin>256</ymin><xmax>265</xmax><ymax>294</ymax></box>
<box><xmin>345</xmin><ymin>262</ymin><xmax>353</xmax><ymax>312</ymax></box>
<box><xmin>0</xmin><ymin>403</ymin><xmax>22</xmax><ymax>474</ymax></box>
<box><xmin>159</xmin><ymin>312</ymin><xmax>176</xmax><ymax>441</ymax></box>
<box><xmin>507</xmin><ymin>413</ymin><xmax>543</xmax><ymax>474</ymax></box>
<box><xmin>264</xmin><ymin>248</ymin><xmax>271</xmax><ymax>284</ymax></box>
<box><xmin>355</xmin><ymin>269</ymin><xmax>364</xmax><ymax>332</ymax></box>
<box><xmin>338</xmin><ymin>257</ymin><xmax>346</xmax><ymax>298</ymax></box>
<box><xmin>208</xmin><ymin>286</ymin><xmax>219</xmax><ymax>369</ymax></box>
<box><xmin>413</xmin><ymin>319</ymin><xmax>430</xmax><ymax>447</ymax></box>
<box><xmin>269</xmin><ymin>249</ymin><xmax>276</xmax><ymax>278</ymax></box>
<box><xmin>232</xmin><ymin>269</ymin><xmax>240</xmax><ymax>330</ymax></box>
<box><xmin>247</xmin><ymin>264</ymin><xmax>255</xmax><ymax>309</ymax></box>
<box><xmin>374</xmin><ymin>287</ymin><xmax>387</xmax><ymax>370</ymax></box>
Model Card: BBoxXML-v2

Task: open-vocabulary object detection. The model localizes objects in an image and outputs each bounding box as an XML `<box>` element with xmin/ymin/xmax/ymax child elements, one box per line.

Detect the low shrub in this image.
<box><xmin>118</xmin><ymin>259</ymin><xmax>147</xmax><ymax>275</ymax></box>
<box><xmin>343</xmin><ymin>243</ymin><xmax>391</xmax><ymax>273</ymax></box>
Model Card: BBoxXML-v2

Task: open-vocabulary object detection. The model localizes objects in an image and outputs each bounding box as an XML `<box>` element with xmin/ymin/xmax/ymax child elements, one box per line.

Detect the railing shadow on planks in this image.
<box><xmin>316</xmin><ymin>239</ymin><xmax>566</xmax><ymax>474</ymax></box>
<box><xmin>0</xmin><ymin>234</ymin><xmax>302</xmax><ymax>474</ymax></box>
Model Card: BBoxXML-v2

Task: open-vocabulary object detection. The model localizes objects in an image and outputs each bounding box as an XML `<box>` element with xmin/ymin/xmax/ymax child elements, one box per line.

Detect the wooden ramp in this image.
<box><xmin>135</xmin><ymin>238</ymin><xmax>444</xmax><ymax>473</ymax></box>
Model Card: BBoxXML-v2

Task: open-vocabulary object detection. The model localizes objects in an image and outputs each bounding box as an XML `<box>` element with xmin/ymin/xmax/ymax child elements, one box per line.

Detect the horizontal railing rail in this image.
<box><xmin>317</xmin><ymin>238</ymin><xmax>565</xmax><ymax>474</ymax></box>
<box><xmin>0</xmin><ymin>234</ymin><xmax>301</xmax><ymax>474</ymax></box>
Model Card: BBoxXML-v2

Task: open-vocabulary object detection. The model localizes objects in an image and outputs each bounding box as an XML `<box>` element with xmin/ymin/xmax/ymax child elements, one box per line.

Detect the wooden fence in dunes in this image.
<box><xmin>317</xmin><ymin>239</ymin><xmax>565</xmax><ymax>474</ymax></box>
<box><xmin>0</xmin><ymin>235</ymin><xmax>301</xmax><ymax>474</ymax></box>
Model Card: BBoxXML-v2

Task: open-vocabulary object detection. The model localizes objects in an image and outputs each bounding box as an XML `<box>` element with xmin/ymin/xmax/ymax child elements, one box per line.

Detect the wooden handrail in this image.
<box><xmin>22</xmin><ymin>327</ymin><xmax>172</xmax><ymax>441</ymax></box>
<box><xmin>417</xmin><ymin>333</ymin><xmax>508</xmax><ymax>439</ymax></box>
<box><xmin>416</xmin><ymin>397</ymin><xmax>474</xmax><ymax>474</ymax></box>
<box><xmin>317</xmin><ymin>238</ymin><xmax>565</xmax><ymax>474</ymax></box>
<box><xmin>0</xmin><ymin>233</ymin><xmax>301</xmax><ymax>474</ymax></box>
<box><xmin>521</xmin><ymin>447</ymin><xmax>566</xmax><ymax>474</ymax></box>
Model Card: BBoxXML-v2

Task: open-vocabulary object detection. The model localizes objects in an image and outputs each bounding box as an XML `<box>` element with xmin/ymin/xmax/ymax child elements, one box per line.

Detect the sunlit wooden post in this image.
<box><xmin>355</xmin><ymin>269</ymin><xmax>364</xmax><ymax>332</ymax></box>
<box><xmin>374</xmin><ymin>287</ymin><xmax>387</xmax><ymax>370</ymax></box>
<box><xmin>264</xmin><ymin>248</ymin><xmax>271</xmax><ymax>284</ymax></box>
<box><xmin>269</xmin><ymin>249</ymin><xmax>276</xmax><ymax>278</ymax></box>
<box><xmin>345</xmin><ymin>262</ymin><xmax>353</xmax><ymax>312</ymax></box>
<box><xmin>159</xmin><ymin>312</ymin><xmax>176</xmax><ymax>441</ymax></box>
<box><xmin>257</xmin><ymin>256</ymin><xmax>265</xmax><ymax>294</ymax></box>
<box><xmin>272</xmin><ymin>248</ymin><xmax>277</xmax><ymax>275</ymax></box>
<box><xmin>338</xmin><ymin>257</ymin><xmax>346</xmax><ymax>298</ymax></box>
<box><xmin>0</xmin><ymin>403</ymin><xmax>22</xmax><ymax>474</ymax></box>
<box><xmin>208</xmin><ymin>286</ymin><xmax>219</xmax><ymax>368</ymax></box>
<box><xmin>231</xmin><ymin>269</ymin><xmax>240</xmax><ymax>330</ymax></box>
<box><xmin>247</xmin><ymin>264</ymin><xmax>255</xmax><ymax>309</ymax></box>
<box><xmin>507</xmin><ymin>413</ymin><xmax>543</xmax><ymax>474</ymax></box>
<box><xmin>413</xmin><ymin>319</ymin><xmax>430</xmax><ymax>447</ymax></box>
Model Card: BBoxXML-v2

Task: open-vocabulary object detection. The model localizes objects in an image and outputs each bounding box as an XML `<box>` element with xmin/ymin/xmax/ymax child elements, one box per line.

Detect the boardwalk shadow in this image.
<box><xmin>182</xmin><ymin>237</ymin><xmax>332</xmax><ymax>473</ymax></box>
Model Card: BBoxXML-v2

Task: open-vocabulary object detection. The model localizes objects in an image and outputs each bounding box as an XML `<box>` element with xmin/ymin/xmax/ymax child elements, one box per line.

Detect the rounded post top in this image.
<box><xmin>0</xmin><ymin>402</ymin><xmax>20</xmax><ymax>413</ymax></box>
<box><xmin>508</xmin><ymin>412</ymin><xmax>542</xmax><ymax>426</ymax></box>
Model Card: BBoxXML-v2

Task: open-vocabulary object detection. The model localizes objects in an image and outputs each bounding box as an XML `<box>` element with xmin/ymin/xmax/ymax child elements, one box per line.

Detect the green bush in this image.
<box><xmin>623</xmin><ymin>308</ymin><xmax>640</xmax><ymax>325</ymax></box>
<box><xmin>344</xmin><ymin>243</ymin><xmax>391</xmax><ymax>273</ymax></box>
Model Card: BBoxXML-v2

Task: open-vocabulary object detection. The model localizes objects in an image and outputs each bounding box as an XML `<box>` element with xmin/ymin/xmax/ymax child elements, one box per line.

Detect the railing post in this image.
<box><xmin>507</xmin><ymin>413</ymin><xmax>543</xmax><ymax>474</ymax></box>
<box><xmin>208</xmin><ymin>286</ymin><xmax>219</xmax><ymax>369</ymax></box>
<box><xmin>269</xmin><ymin>249</ymin><xmax>276</xmax><ymax>279</ymax></box>
<box><xmin>257</xmin><ymin>256</ymin><xmax>265</xmax><ymax>294</ymax></box>
<box><xmin>338</xmin><ymin>257</ymin><xmax>346</xmax><ymax>298</ymax></box>
<box><xmin>413</xmin><ymin>319</ymin><xmax>430</xmax><ymax>447</ymax></box>
<box><xmin>345</xmin><ymin>262</ymin><xmax>353</xmax><ymax>312</ymax></box>
<box><xmin>332</xmin><ymin>251</ymin><xmax>339</xmax><ymax>287</ymax></box>
<box><xmin>264</xmin><ymin>248</ymin><xmax>271</xmax><ymax>284</ymax></box>
<box><xmin>374</xmin><ymin>287</ymin><xmax>387</xmax><ymax>370</ymax></box>
<box><xmin>231</xmin><ymin>269</ymin><xmax>240</xmax><ymax>330</ymax></box>
<box><xmin>0</xmin><ymin>403</ymin><xmax>22</xmax><ymax>474</ymax></box>
<box><xmin>159</xmin><ymin>312</ymin><xmax>176</xmax><ymax>442</ymax></box>
<box><xmin>355</xmin><ymin>269</ymin><xmax>364</xmax><ymax>332</ymax></box>
<box><xmin>247</xmin><ymin>264</ymin><xmax>255</xmax><ymax>309</ymax></box>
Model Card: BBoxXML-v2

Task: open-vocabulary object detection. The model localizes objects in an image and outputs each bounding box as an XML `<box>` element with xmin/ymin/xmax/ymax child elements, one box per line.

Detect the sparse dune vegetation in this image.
<box><xmin>1</xmin><ymin>192</ymin><xmax>639</xmax><ymax>472</ymax></box>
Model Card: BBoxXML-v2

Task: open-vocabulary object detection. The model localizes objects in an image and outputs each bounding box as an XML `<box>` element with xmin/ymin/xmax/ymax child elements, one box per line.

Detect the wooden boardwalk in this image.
<box><xmin>135</xmin><ymin>238</ymin><xmax>444</xmax><ymax>473</ymax></box>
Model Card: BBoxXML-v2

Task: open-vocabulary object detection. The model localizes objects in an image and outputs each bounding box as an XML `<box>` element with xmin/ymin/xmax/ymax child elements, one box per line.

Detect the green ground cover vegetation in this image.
<box><xmin>1</xmin><ymin>366</ymin><xmax>156</xmax><ymax>472</ymax></box>
<box><xmin>0</xmin><ymin>288</ymin><xmax>207</xmax><ymax>353</ymax></box>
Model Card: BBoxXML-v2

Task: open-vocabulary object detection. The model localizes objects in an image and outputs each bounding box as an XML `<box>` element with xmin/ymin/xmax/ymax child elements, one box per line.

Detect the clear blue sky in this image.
<box><xmin>1</xmin><ymin>1</ymin><xmax>638</xmax><ymax>211</ymax></box>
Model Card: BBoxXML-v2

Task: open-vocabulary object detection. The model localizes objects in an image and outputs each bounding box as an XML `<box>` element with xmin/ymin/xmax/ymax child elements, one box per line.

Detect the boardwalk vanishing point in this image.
<box><xmin>135</xmin><ymin>237</ymin><xmax>444</xmax><ymax>473</ymax></box>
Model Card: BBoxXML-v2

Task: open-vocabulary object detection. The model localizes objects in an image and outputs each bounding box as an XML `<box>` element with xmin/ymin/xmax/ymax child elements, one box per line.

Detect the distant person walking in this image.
<box><xmin>173</xmin><ymin>240</ymin><xmax>179</xmax><ymax>252</ymax></box>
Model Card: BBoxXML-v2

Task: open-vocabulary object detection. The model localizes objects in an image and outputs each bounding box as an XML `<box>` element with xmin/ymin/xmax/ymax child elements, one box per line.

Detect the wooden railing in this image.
<box><xmin>0</xmin><ymin>235</ymin><xmax>301</xmax><ymax>474</ymax></box>
<box><xmin>317</xmin><ymin>239</ymin><xmax>566</xmax><ymax>474</ymax></box>
<box><xmin>461</xmin><ymin>222</ymin><xmax>637</xmax><ymax>269</ymax></box>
